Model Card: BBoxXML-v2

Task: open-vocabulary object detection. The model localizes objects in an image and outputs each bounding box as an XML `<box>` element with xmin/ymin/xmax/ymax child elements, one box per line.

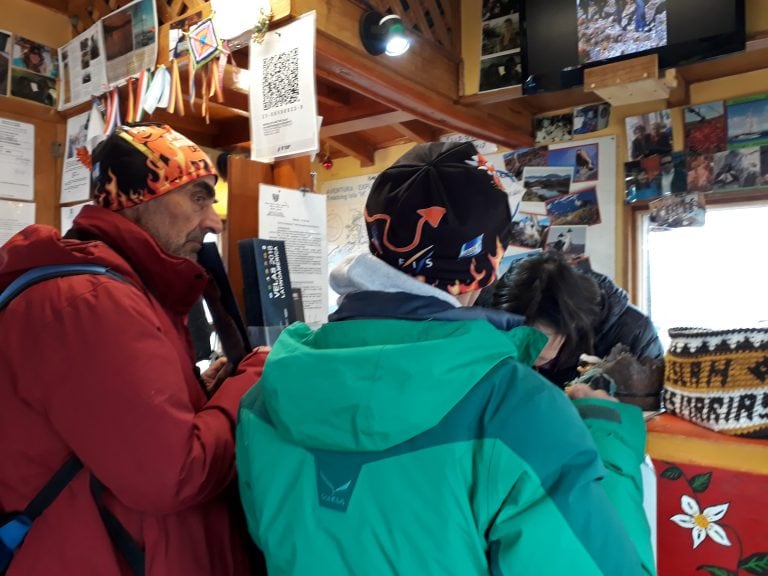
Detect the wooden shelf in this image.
<box><xmin>465</xmin><ymin>35</ymin><xmax>768</xmax><ymax>117</ymax></box>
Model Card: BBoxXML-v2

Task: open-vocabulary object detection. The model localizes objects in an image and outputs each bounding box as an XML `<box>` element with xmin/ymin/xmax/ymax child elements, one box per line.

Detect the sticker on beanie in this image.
<box><xmin>663</xmin><ymin>327</ymin><xmax>768</xmax><ymax>438</ymax></box>
<box><xmin>459</xmin><ymin>234</ymin><xmax>484</xmax><ymax>258</ymax></box>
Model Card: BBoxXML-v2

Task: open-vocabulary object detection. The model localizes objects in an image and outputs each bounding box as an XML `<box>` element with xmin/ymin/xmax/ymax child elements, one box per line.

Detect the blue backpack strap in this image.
<box><xmin>0</xmin><ymin>264</ymin><xmax>125</xmax><ymax>311</ymax></box>
<box><xmin>0</xmin><ymin>264</ymin><xmax>143</xmax><ymax>574</ymax></box>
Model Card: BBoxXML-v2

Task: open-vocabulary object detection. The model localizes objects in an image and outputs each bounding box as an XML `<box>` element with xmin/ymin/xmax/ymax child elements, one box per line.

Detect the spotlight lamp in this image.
<box><xmin>359</xmin><ymin>11</ymin><xmax>410</xmax><ymax>56</ymax></box>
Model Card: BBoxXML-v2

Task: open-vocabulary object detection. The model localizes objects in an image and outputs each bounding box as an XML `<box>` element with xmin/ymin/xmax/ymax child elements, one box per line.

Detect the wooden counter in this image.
<box><xmin>646</xmin><ymin>414</ymin><xmax>768</xmax><ymax>576</ymax></box>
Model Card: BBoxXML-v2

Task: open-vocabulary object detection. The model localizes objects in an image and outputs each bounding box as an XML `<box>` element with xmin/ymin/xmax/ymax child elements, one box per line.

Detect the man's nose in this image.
<box><xmin>201</xmin><ymin>205</ymin><xmax>224</xmax><ymax>235</ymax></box>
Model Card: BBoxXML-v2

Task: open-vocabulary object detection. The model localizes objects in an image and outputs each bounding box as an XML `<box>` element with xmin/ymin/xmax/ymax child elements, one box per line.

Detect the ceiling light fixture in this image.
<box><xmin>359</xmin><ymin>11</ymin><xmax>410</xmax><ymax>57</ymax></box>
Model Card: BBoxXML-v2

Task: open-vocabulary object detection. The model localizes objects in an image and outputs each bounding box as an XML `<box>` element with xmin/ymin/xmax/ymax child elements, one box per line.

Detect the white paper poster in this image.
<box><xmin>249</xmin><ymin>11</ymin><xmax>318</xmax><ymax>161</ymax></box>
<box><xmin>103</xmin><ymin>0</ymin><xmax>158</xmax><ymax>86</ymax></box>
<box><xmin>0</xmin><ymin>200</ymin><xmax>34</xmax><ymax>245</ymax></box>
<box><xmin>59</xmin><ymin>26</ymin><xmax>108</xmax><ymax>109</ymax></box>
<box><xmin>258</xmin><ymin>184</ymin><xmax>328</xmax><ymax>325</ymax></box>
<box><xmin>61</xmin><ymin>112</ymin><xmax>93</xmax><ymax>203</ymax></box>
<box><xmin>322</xmin><ymin>174</ymin><xmax>378</xmax><ymax>310</ymax></box>
<box><xmin>58</xmin><ymin>0</ymin><xmax>157</xmax><ymax>110</ymax></box>
<box><xmin>0</xmin><ymin>118</ymin><xmax>34</xmax><ymax>201</ymax></box>
<box><xmin>439</xmin><ymin>133</ymin><xmax>498</xmax><ymax>154</ymax></box>
<box><xmin>61</xmin><ymin>201</ymin><xmax>91</xmax><ymax>234</ymax></box>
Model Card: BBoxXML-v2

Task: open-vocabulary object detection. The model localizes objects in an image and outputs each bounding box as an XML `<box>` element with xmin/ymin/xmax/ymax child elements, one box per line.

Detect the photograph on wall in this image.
<box><xmin>11</xmin><ymin>36</ymin><xmax>57</xmax><ymax>79</ymax></box>
<box><xmin>482</xmin><ymin>14</ymin><xmax>520</xmax><ymax>56</ymax></box>
<box><xmin>482</xmin><ymin>0</ymin><xmax>519</xmax><ymax>21</ymax></box>
<box><xmin>0</xmin><ymin>30</ymin><xmax>10</xmax><ymax>97</ymax></box>
<box><xmin>626</xmin><ymin>109</ymin><xmax>672</xmax><ymax>159</ymax></box>
<box><xmin>0</xmin><ymin>31</ymin><xmax>10</xmax><ymax>54</ymax></box>
<box><xmin>10</xmin><ymin>68</ymin><xmax>56</xmax><ymax>106</ymax></box>
<box><xmin>658</xmin><ymin>151</ymin><xmax>688</xmax><ymax>195</ymax></box>
<box><xmin>545</xmin><ymin>187</ymin><xmax>601</xmax><ymax>227</ymax></box>
<box><xmin>509</xmin><ymin>212</ymin><xmax>550</xmax><ymax>249</ymax></box>
<box><xmin>545</xmin><ymin>225</ymin><xmax>587</xmax><ymax>258</ymax></box>
<box><xmin>684</xmin><ymin>101</ymin><xmax>726</xmax><ymax>154</ymax></box>
<box><xmin>479</xmin><ymin>51</ymin><xmax>522</xmax><ymax>92</ymax></box>
<box><xmin>686</xmin><ymin>152</ymin><xmax>715</xmax><ymax>193</ymax></box>
<box><xmin>649</xmin><ymin>192</ymin><xmax>706</xmax><ymax>229</ymax></box>
<box><xmin>535</xmin><ymin>113</ymin><xmax>573</xmax><ymax>145</ymax></box>
<box><xmin>503</xmin><ymin>145</ymin><xmax>548</xmax><ymax>179</ymax></box>
<box><xmin>712</xmin><ymin>147</ymin><xmax>762</xmax><ymax>190</ymax></box>
<box><xmin>726</xmin><ymin>93</ymin><xmax>768</xmax><ymax>149</ymax></box>
<box><xmin>762</xmin><ymin>146</ymin><xmax>768</xmax><ymax>186</ymax></box>
<box><xmin>548</xmin><ymin>143</ymin><xmax>599</xmax><ymax>182</ymax></box>
<box><xmin>624</xmin><ymin>156</ymin><xmax>662</xmax><ymax>203</ymax></box>
<box><xmin>521</xmin><ymin>166</ymin><xmax>572</xmax><ymax>203</ymax></box>
<box><xmin>102</xmin><ymin>0</ymin><xmax>157</xmax><ymax>85</ymax></box>
<box><xmin>573</xmin><ymin>103</ymin><xmax>611</xmax><ymax>135</ymax></box>
<box><xmin>577</xmin><ymin>0</ymin><xmax>668</xmax><ymax>64</ymax></box>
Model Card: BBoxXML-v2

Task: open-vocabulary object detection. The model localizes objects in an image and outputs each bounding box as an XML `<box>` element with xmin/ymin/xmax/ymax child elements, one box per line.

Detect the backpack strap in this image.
<box><xmin>0</xmin><ymin>456</ymin><xmax>83</xmax><ymax>570</ymax></box>
<box><xmin>0</xmin><ymin>264</ymin><xmax>144</xmax><ymax>575</ymax></box>
<box><xmin>0</xmin><ymin>264</ymin><xmax>126</xmax><ymax>310</ymax></box>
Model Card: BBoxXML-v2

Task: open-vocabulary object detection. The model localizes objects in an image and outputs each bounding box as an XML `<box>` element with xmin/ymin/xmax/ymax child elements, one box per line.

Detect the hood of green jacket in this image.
<box><xmin>257</xmin><ymin>319</ymin><xmax>546</xmax><ymax>451</ymax></box>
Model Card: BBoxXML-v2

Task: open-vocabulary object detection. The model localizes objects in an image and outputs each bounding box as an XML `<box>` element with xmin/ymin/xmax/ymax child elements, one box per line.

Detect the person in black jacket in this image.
<box><xmin>479</xmin><ymin>251</ymin><xmax>664</xmax><ymax>387</ymax></box>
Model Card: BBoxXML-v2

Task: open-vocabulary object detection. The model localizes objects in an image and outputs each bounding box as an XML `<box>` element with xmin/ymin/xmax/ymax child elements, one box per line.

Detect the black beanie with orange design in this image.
<box><xmin>364</xmin><ymin>141</ymin><xmax>512</xmax><ymax>295</ymax></box>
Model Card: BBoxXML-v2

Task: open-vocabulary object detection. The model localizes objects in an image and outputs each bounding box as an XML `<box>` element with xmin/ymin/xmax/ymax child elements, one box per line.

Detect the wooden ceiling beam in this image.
<box><xmin>317</xmin><ymin>82</ymin><xmax>351</xmax><ymax>107</ymax></box>
<box><xmin>324</xmin><ymin>134</ymin><xmax>376</xmax><ymax>167</ymax></box>
<box><xmin>392</xmin><ymin>119</ymin><xmax>442</xmax><ymax>143</ymax></box>
<box><xmin>295</xmin><ymin>0</ymin><xmax>533</xmax><ymax>149</ymax></box>
<box><xmin>321</xmin><ymin>110</ymin><xmax>414</xmax><ymax>138</ymax></box>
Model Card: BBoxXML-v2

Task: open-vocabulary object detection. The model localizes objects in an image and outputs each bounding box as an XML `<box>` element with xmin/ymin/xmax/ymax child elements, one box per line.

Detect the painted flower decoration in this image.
<box><xmin>670</xmin><ymin>494</ymin><xmax>731</xmax><ymax>549</ymax></box>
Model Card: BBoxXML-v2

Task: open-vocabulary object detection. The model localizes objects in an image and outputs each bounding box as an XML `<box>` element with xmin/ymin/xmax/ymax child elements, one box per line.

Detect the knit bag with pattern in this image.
<box><xmin>663</xmin><ymin>327</ymin><xmax>768</xmax><ymax>438</ymax></box>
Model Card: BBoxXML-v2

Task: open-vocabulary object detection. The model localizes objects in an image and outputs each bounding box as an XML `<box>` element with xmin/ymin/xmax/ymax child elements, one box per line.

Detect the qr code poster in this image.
<box><xmin>249</xmin><ymin>11</ymin><xmax>318</xmax><ymax>162</ymax></box>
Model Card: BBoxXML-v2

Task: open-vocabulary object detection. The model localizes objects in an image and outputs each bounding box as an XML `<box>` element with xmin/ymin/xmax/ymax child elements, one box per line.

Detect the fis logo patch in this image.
<box><xmin>458</xmin><ymin>234</ymin><xmax>484</xmax><ymax>258</ymax></box>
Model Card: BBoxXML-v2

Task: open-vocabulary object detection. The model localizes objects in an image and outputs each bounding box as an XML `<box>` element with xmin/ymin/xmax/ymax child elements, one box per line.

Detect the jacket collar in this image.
<box><xmin>72</xmin><ymin>205</ymin><xmax>208</xmax><ymax>315</ymax></box>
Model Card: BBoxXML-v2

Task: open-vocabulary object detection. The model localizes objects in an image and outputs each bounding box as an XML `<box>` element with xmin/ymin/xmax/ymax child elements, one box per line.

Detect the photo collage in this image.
<box><xmin>534</xmin><ymin>103</ymin><xmax>612</xmax><ymax>145</ymax></box>
<box><xmin>623</xmin><ymin>93</ymin><xmax>768</xmax><ymax>226</ymax></box>
<box><xmin>480</xmin><ymin>0</ymin><xmax>522</xmax><ymax>92</ymax></box>
<box><xmin>0</xmin><ymin>32</ymin><xmax>58</xmax><ymax>106</ymax></box>
<box><xmin>503</xmin><ymin>140</ymin><xmax>603</xmax><ymax>265</ymax></box>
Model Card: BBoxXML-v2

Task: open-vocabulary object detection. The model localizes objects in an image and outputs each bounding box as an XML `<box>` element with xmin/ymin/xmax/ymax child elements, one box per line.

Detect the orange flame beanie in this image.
<box><xmin>91</xmin><ymin>123</ymin><xmax>217</xmax><ymax>211</ymax></box>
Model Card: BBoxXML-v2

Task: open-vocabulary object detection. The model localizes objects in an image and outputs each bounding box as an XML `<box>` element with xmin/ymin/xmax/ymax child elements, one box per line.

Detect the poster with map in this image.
<box><xmin>322</xmin><ymin>173</ymin><xmax>378</xmax><ymax>311</ymax></box>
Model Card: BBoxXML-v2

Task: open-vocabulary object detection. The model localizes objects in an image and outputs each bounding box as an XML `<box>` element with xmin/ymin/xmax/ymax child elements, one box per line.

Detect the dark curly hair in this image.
<box><xmin>492</xmin><ymin>251</ymin><xmax>603</xmax><ymax>366</ymax></box>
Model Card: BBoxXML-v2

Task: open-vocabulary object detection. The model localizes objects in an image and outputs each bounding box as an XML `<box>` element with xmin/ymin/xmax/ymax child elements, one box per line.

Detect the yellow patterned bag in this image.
<box><xmin>663</xmin><ymin>327</ymin><xmax>768</xmax><ymax>438</ymax></box>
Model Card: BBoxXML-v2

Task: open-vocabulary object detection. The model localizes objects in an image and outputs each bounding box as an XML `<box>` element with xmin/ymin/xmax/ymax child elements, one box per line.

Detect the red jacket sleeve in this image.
<box><xmin>17</xmin><ymin>279</ymin><xmax>268</xmax><ymax>515</ymax></box>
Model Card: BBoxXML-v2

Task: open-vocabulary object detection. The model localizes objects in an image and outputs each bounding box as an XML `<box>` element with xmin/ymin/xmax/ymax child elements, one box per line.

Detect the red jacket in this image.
<box><xmin>0</xmin><ymin>206</ymin><xmax>265</xmax><ymax>575</ymax></box>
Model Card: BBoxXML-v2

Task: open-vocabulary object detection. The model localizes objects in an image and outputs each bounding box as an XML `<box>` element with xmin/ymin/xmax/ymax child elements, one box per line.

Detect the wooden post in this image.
<box><xmin>225</xmin><ymin>153</ymin><xmax>313</xmax><ymax>314</ymax></box>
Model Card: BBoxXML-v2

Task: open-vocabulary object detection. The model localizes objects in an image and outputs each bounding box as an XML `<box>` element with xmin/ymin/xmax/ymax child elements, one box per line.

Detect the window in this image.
<box><xmin>637</xmin><ymin>201</ymin><xmax>768</xmax><ymax>349</ymax></box>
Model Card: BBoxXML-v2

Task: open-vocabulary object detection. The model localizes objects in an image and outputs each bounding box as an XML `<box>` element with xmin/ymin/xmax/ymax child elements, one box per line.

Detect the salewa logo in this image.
<box><xmin>320</xmin><ymin>472</ymin><xmax>351</xmax><ymax>507</ymax></box>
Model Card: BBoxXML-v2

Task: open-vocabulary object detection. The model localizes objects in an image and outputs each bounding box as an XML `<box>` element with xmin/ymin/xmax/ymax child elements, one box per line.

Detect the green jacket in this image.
<box><xmin>237</xmin><ymin>318</ymin><xmax>654</xmax><ymax>575</ymax></box>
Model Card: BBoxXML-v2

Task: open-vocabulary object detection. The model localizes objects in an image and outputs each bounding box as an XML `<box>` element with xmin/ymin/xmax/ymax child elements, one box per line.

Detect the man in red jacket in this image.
<box><xmin>0</xmin><ymin>123</ymin><xmax>266</xmax><ymax>575</ymax></box>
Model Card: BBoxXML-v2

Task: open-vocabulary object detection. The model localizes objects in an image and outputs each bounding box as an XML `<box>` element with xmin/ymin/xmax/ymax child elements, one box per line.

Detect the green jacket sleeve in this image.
<box><xmin>573</xmin><ymin>399</ymin><xmax>656</xmax><ymax>576</ymax></box>
<box><xmin>484</xmin><ymin>378</ymin><xmax>650</xmax><ymax>576</ymax></box>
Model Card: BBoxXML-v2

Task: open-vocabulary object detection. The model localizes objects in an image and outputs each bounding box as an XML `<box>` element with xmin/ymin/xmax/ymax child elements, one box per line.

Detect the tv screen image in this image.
<box><xmin>521</xmin><ymin>0</ymin><xmax>745</xmax><ymax>94</ymax></box>
<box><xmin>577</xmin><ymin>0</ymin><xmax>668</xmax><ymax>64</ymax></box>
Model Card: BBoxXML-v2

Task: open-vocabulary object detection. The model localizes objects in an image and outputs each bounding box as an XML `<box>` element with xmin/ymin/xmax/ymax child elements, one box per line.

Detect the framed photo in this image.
<box><xmin>521</xmin><ymin>166</ymin><xmax>573</xmax><ymax>203</ymax></box>
<box><xmin>626</xmin><ymin>109</ymin><xmax>673</xmax><ymax>160</ymax></box>
<box><xmin>509</xmin><ymin>212</ymin><xmax>550</xmax><ymax>249</ymax></box>
<box><xmin>726</xmin><ymin>94</ymin><xmax>768</xmax><ymax>149</ymax></box>
<box><xmin>548</xmin><ymin>143</ymin><xmax>599</xmax><ymax>182</ymax></box>
<box><xmin>502</xmin><ymin>146</ymin><xmax>548</xmax><ymax>179</ymax></box>
<box><xmin>684</xmin><ymin>101</ymin><xmax>726</xmax><ymax>154</ymax></box>
<box><xmin>535</xmin><ymin>113</ymin><xmax>573</xmax><ymax>145</ymax></box>
<box><xmin>545</xmin><ymin>225</ymin><xmax>587</xmax><ymax>259</ymax></box>
<box><xmin>545</xmin><ymin>187</ymin><xmax>601</xmax><ymax>226</ymax></box>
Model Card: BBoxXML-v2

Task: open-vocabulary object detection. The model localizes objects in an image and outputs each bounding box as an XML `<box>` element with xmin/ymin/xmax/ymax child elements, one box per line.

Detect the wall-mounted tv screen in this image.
<box><xmin>521</xmin><ymin>0</ymin><xmax>746</xmax><ymax>94</ymax></box>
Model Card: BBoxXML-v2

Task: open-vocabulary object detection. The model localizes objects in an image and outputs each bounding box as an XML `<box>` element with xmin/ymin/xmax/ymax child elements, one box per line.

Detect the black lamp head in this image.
<box><xmin>359</xmin><ymin>11</ymin><xmax>410</xmax><ymax>56</ymax></box>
